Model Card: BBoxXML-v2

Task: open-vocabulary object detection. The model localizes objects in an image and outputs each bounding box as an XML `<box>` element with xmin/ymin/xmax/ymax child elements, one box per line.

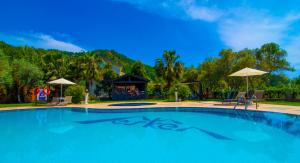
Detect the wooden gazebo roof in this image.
<box><xmin>112</xmin><ymin>74</ymin><xmax>149</xmax><ymax>84</ymax></box>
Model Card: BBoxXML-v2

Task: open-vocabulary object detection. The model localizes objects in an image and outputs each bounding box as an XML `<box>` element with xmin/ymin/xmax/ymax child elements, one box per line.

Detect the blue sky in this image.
<box><xmin>0</xmin><ymin>0</ymin><xmax>299</xmax><ymax>77</ymax></box>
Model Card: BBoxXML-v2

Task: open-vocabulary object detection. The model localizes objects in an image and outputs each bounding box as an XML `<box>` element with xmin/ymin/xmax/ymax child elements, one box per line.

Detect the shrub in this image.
<box><xmin>146</xmin><ymin>83</ymin><xmax>167</xmax><ymax>99</ymax></box>
<box><xmin>168</xmin><ymin>84</ymin><xmax>192</xmax><ymax>101</ymax></box>
<box><xmin>64</xmin><ymin>85</ymin><xmax>85</xmax><ymax>104</ymax></box>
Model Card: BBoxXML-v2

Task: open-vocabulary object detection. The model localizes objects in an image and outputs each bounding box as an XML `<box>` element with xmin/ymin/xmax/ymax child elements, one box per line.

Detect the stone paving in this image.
<box><xmin>1</xmin><ymin>101</ymin><xmax>300</xmax><ymax>115</ymax></box>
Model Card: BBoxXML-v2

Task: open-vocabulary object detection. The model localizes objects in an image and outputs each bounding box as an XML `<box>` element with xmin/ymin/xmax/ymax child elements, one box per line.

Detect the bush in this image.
<box><xmin>146</xmin><ymin>83</ymin><xmax>167</xmax><ymax>99</ymax></box>
<box><xmin>168</xmin><ymin>84</ymin><xmax>192</xmax><ymax>101</ymax></box>
<box><xmin>264</xmin><ymin>86</ymin><xmax>300</xmax><ymax>100</ymax></box>
<box><xmin>64</xmin><ymin>85</ymin><xmax>85</xmax><ymax>104</ymax></box>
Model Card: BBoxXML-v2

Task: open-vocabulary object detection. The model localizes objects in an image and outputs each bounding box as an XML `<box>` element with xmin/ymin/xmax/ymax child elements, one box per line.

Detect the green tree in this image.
<box><xmin>294</xmin><ymin>76</ymin><xmax>300</xmax><ymax>86</ymax></box>
<box><xmin>64</xmin><ymin>85</ymin><xmax>85</xmax><ymax>104</ymax></box>
<box><xmin>12</xmin><ymin>59</ymin><xmax>44</xmax><ymax>102</ymax></box>
<box><xmin>100</xmin><ymin>63</ymin><xmax>118</xmax><ymax>99</ymax></box>
<box><xmin>0</xmin><ymin>50</ymin><xmax>12</xmax><ymax>85</ymax></box>
<box><xmin>81</xmin><ymin>53</ymin><xmax>103</xmax><ymax>92</ymax></box>
<box><xmin>0</xmin><ymin>50</ymin><xmax>12</xmax><ymax>98</ymax></box>
<box><xmin>41</xmin><ymin>52</ymin><xmax>70</xmax><ymax>80</ymax></box>
<box><xmin>168</xmin><ymin>84</ymin><xmax>192</xmax><ymax>101</ymax></box>
<box><xmin>67</xmin><ymin>54</ymin><xmax>83</xmax><ymax>81</ymax></box>
<box><xmin>131</xmin><ymin>61</ymin><xmax>147</xmax><ymax>78</ymax></box>
<box><xmin>198</xmin><ymin>58</ymin><xmax>220</xmax><ymax>91</ymax></box>
<box><xmin>231</xmin><ymin>49</ymin><xmax>258</xmax><ymax>90</ymax></box>
<box><xmin>256</xmin><ymin>43</ymin><xmax>293</xmax><ymax>74</ymax></box>
<box><xmin>183</xmin><ymin>67</ymin><xmax>200</xmax><ymax>95</ymax></box>
<box><xmin>154</xmin><ymin>50</ymin><xmax>184</xmax><ymax>88</ymax></box>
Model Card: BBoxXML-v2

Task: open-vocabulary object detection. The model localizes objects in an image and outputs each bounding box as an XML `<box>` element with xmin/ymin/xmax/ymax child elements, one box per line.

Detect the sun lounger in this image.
<box><xmin>58</xmin><ymin>96</ymin><xmax>72</xmax><ymax>106</ymax></box>
<box><xmin>252</xmin><ymin>90</ymin><xmax>264</xmax><ymax>102</ymax></box>
<box><xmin>47</xmin><ymin>97</ymin><xmax>59</xmax><ymax>105</ymax></box>
<box><xmin>245</xmin><ymin>90</ymin><xmax>265</xmax><ymax>109</ymax></box>
<box><xmin>222</xmin><ymin>92</ymin><xmax>246</xmax><ymax>104</ymax></box>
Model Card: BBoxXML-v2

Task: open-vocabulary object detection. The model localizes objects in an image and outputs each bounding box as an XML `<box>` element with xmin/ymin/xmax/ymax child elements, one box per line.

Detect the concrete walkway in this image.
<box><xmin>1</xmin><ymin>101</ymin><xmax>300</xmax><ymax>115</ymax></box>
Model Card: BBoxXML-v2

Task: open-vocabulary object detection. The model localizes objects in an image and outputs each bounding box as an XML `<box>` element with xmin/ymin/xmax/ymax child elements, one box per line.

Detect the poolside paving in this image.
<box><xmin>1</xmin><ymin>101</ymin><xmax>300</xmax><ymax>115</ymax></box>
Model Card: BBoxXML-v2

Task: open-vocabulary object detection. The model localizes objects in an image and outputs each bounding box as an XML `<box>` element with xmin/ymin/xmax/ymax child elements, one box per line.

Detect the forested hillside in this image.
<box><xmin>0</xmin><ymin>41</ymin><xmax>299</xmax><ymax>103</ymax></box>
<box><xmin>0</xmin><ymin>41</ymin><xmax>155</xmax><ymax>102</ymax></box>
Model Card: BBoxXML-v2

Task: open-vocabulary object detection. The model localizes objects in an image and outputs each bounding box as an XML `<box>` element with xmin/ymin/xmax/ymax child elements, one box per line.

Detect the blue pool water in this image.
<box><xmin>0</xmin><ymin>108</ymin><xmax>300</xmax><ymax>163</ymax></box>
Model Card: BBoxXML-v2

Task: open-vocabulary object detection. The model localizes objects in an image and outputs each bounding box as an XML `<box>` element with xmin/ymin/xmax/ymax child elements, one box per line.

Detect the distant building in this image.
<box><xmin>112</xmin><ymin>74</ymin><xmax>149</xmax><ymax>100</ymax></box>
<box><xmin>112</xmin><ymin>65</ymin><xmax>124</xmax><ymax>76</ymax></box>
<box><xmin>89</xmin><ymin>63</ymin><xmax>123</xmax><ymax>96</ymax></box>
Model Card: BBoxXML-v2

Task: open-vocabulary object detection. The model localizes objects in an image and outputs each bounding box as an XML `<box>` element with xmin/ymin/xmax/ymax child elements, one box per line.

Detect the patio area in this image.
<box><xmin>1</xmin><ymin>101</ymin><xmax>300</xmax><ymax>116</ymax></box>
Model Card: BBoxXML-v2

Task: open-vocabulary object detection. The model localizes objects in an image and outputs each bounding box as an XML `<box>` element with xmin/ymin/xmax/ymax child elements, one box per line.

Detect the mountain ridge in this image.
<box><xmin>0</xmin><ymin>41</ymin><xmax>155</xmax><ymax>79</ymax></box>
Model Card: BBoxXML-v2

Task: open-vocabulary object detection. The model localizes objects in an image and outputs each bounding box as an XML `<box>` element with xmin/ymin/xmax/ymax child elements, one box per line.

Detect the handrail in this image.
<box><xmin>233</xmin><ymin>96</ymin><xmax>246</xmax><ymax>109</ymax></box>
<box><xmin>234</xmin><ymin>95</ymin><xmax>258</xmax><ymax>110</ymax></box>
<box><xmin>245</xmin><ymin>95</ymin><xmax>258</xmax><ymax>110</ymax></box>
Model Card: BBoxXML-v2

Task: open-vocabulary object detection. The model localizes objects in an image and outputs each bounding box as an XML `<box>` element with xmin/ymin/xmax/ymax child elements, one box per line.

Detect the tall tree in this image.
<box><xmin>0</xmin><ymin>50</ymin><xmax>12</xmax><ymax>85</ymax></box>
<box><xmin>131</xmin><ymin>61</ymin><xmax>147</xmax><ymax>78</ymax></box>
<box><xmin>294</xmin><ymin>76</ymin><xmax>300</xmax><ymax>86</ymax></box>
<box><xmin>99</xmin><ymin>63</ymin><xmax>118</xmax><ymax>99</ymax></box>
<box><xmin>0</xmin><ymin>50</ymin><xmax>12</xmax><ymax>98</ymax></box>
<box><xmin>256</xmin><ymin>43</ymin><xmax>293</xmax><ymax>74</ymax></box>
<box><xmin>198</xmin><ymin>58</ymin><xmax>220</xmax><ymax>91</ymax></box>
<box><xmin>12</xmin><ymin>59</ymin><xmax>44</xmax><ymax>102</ymax></box>
<box><xmin>154</xmin><ymin>50</ymin><xmax>184</xmax><ymax>88</ymax></box>
<box><xmin>183</xmin><ymin>67</ymin><xmax>200</xmax><ymax>95</ymax></box>
<box><xmin>231</xmin><ymin>49</ymin><xmax>258</xmax><ymax>89</ymax></box>
<box><xmin>82</xmin><ymin>53</ymin><xmax>103</xmax><ymax>92</ymax></box>
<box><xmin>41</xmin><ymin>52</ymin><xmax>70</xmax><ymax>80</ymax></box>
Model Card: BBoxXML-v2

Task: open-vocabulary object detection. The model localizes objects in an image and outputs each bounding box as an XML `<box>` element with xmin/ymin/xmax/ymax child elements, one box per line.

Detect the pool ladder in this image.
<box><xmin>234</xmin><ymin>95</ymin><xmax>258</xmax><ymax>110</ymax></box>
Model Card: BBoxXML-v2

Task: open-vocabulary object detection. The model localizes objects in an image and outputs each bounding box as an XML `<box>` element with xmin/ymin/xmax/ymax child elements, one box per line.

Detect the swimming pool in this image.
<box><xmin>108</xmin><ymin>102</ymin><xmax>156</xmax><ymax>106</ymax></box>
<box><xmin>0</xmin><ymin>107</ymin><xmax>299</xmax><ymax>163</ymax></box>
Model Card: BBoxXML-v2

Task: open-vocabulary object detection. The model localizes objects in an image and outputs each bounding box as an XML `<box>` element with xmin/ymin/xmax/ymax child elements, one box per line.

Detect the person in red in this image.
<box><xmin>36</xmin><ymin>87</ymin><xmax>40</xmax><ymax>100</ymax></box>
<box><xmin>43</xmin><ymin>87</ymin><xmax>51</xmax><ymax>100</ymax></box>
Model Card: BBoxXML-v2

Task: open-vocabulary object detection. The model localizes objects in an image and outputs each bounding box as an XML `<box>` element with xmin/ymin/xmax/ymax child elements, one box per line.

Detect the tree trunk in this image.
<box><xmin>88</xmin><ymin>79</ymin><xmax>93</xmax><ymax>94</ymax></box>
<box><xmin>17</xmin><ymin>87</ymin><xmax>21</xmax><ymax>103</ymax></box>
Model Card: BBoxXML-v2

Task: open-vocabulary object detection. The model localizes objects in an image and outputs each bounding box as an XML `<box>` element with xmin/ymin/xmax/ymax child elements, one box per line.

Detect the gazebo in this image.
<box><xmin>112</xmin><ymin>74</ymin><xmax>149</xmax><ymax>100</ymax></box>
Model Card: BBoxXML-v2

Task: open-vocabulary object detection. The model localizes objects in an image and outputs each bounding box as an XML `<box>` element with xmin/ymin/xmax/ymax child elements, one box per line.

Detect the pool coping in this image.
<box><xmin>1</xmin><ymin>101</ymin><xmax>300</xmax><ymax>116</ymax></box>
<box><xmin>1</xmin><ymin>105</ymin><xmax>299</xmax><ymax>137</ymax></box>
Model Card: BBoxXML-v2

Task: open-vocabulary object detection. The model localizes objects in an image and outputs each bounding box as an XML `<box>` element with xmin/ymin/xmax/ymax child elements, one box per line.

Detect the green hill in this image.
<box><xmin>0</xmin><ymin>41</ymin><xmax>155</xmax><ymax>80</ymax></box>
<box><xmin>91</xmin><ymin>49</ymin><xmax>155</xmax><ymax>79</ymax></box>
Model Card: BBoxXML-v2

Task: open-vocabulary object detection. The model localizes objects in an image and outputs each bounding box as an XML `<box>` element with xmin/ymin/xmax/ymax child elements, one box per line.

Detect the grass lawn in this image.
<box><xmin>262</xmin><ymin>101</ymin><xmax>300</xmax><ymax>106</ymax></box>
<box><xmin>0</xmin><ymin>102</ymin><xmax>47</xmax><ymax>108</ymax></box>
<box><xmin>0</xmin><ymin>99</ymin><xmax>169</xmax><ymax>108</ymax></box>
<box><xmin>89</xmin><ymin>99</ymin><xmax>170</xmax><ymax>104</ymax></box>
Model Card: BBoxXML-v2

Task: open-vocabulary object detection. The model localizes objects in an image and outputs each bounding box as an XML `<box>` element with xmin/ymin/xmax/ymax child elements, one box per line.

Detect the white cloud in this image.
<box><xmin>113</xmin><ymin>0</ymin><xmax>223</xmax><ymax>22</ymax></box>
<box><xmin>217</xmin><ymin>10</ymin><xmax>300</xmax><ymax>72</ymax></box>
<box><xmin>218</xmin><ymin>11</ymin><xmax>289</xmax><ymax>50</ymax></box>
<box><xmin>112</xmin><ymin>0</ymin><xmax>300</xmax><ymax>70</ymax></box>
<box><xmin>178</xmin><ymin>0</ymin><xmax>223</xmax><ymax>22</ymax></box>
<box><xmin>285</xmin><ymin>35</ymin><xmax>300</xmax><ymax>69</ymax></box>
<box><xmin>0</xmin><ymin>33</ymin><xmax>85</xmax><ymax>52</ymax></box>
<box><xmin>185</xmin><ymin>5</ymin><xmax>222</xmax><ymax>22</ymax></box>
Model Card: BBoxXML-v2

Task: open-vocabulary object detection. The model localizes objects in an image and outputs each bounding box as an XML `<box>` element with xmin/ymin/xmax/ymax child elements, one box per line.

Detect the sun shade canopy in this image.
<box><xmin>48</xmin><ymin>78</ymin><xmax>75</xmax><ymax>85</ymax></box>
<box><xmin>229</xmin><ymin>67</ymin><xmax>268</xmax><ymax>77</ymax></box>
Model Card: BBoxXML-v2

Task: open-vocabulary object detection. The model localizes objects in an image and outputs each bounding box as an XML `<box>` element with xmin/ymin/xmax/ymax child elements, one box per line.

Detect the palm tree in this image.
<box><xmin>81</xmin><ymin>53</ymin><xmax>103</xmax><ymax>92</ymax></box>
<box><xmin>154</xmin><ymin>50</ymin><xmax>184</xmax><ymax>88</ymax></box>
<box><xmin>12</xmin><ymin>59</ymin><xmax>44</xmax><ymax>102</ymax></box>
<box><xmin>41</xmin><ymin>52</ymin><xmax>70</xmax><ymax>81</ymax></box>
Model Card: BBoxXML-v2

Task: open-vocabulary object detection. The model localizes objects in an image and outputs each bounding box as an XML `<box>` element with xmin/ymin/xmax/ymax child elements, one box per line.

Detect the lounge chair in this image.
<box><xmin>222</xmin><ymin>92</ymin><xmax>246</xmax><ymax>104</ymax></box>
<box><xmin>58</xmin><ymin>96</ymin><xmax>72</xmax><ymax>106</ymax></box>
<box><xmin>252</xmin><ymin>90</ymin><xmax>264</xmax><ymax>102</ymax></box>
<box><xmin>47</xmin><ymin>97</ymin><xmax>59</xmax><ymax>105</ymax></box>
<box><xmin>245</xmin><ymin>90</ymin><xmax>265</xmax><ymax>109</ymax></box>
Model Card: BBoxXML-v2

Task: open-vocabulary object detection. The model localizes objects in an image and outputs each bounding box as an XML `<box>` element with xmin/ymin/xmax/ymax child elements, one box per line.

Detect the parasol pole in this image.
<box><xmin>60</xmin><ymin>84</ymin><xmax>63</xmax><ymax>102</ymax></box>
<box><xmin>246</xmin><ymin>76</ymin><xmax>249</xmax><ymax>97</ymax></box>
